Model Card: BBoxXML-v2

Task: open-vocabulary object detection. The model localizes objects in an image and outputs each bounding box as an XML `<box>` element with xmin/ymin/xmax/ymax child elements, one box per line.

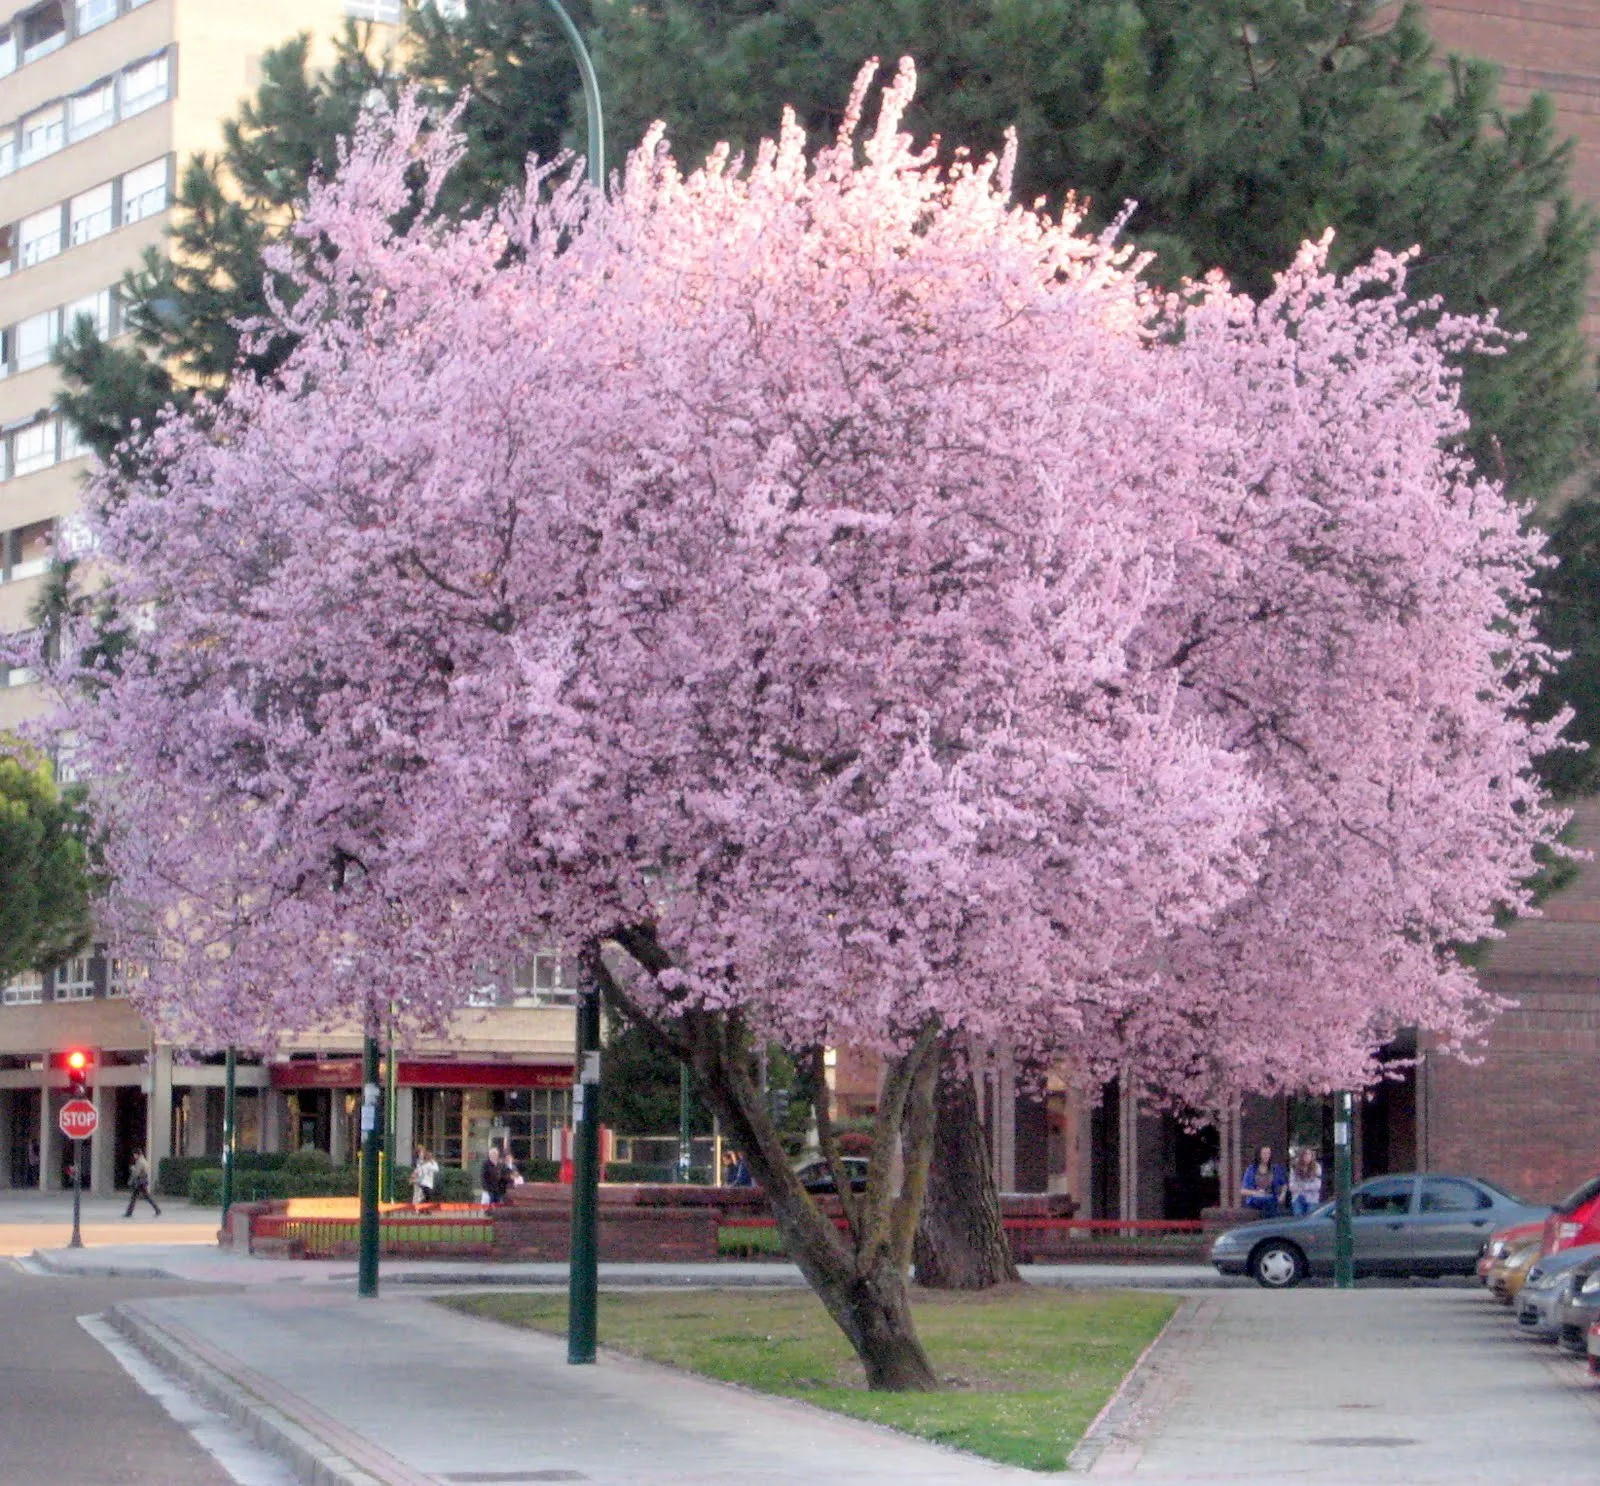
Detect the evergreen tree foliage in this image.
<box><xmin>0</xmin><ymin>747</ymin><xmax>94</xmax><ymax>980</ymax></box>
<box><xmin>592</xmin><ymin>0</ymin><xmax>1593</xmax><ymax>506</ymax></box>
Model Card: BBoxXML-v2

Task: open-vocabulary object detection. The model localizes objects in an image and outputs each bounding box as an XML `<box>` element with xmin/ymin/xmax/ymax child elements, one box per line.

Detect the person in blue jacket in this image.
<box><xmin>1240</xmin><ymin>1145</ymin><xmax>1288</xmax><ymax>1217</ymax></box>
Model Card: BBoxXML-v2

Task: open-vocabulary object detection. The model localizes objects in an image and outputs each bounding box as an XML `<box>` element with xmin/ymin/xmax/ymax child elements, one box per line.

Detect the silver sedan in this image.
<box><xmin>1210</xmin><ymin>1173</ymin><xmax>1548</xmax><ymax>1288</ymax></box>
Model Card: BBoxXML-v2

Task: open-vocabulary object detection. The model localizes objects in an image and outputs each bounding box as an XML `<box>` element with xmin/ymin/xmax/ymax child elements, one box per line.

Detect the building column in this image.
<box><xmin>90</xmin><ymin>1080</ymin><xmax>115</xmax><ymax>1195</ymax></box>
<box><xmin>1118</xmin><ymin>1080</ymin><xmax>1139</xmax><ymax>1222</ymax></box>
<box><xmin>39</xmin><ymin>1084</ymin><xmax>59</xmax><ymax>1191</ymax></box>
<box><xmin>330</xmin><ymin>1092</ymin><xmax>349</xmax><ymax>1164</ymax></box>
<box><xmin>261</xmin><ymin>1089</ymin><xmax>285</xmax><ymax>1154</ymax></box>
<box><xmin>0</xmin><ymin>1090</ymin><xmax>11</xmax><ymax>1188</ymax></box>
<box><xmin>394</xmin><ymin>1087</ymin><xmax>415</xmax><ymax>1167</ymax></box>
<box><xmin>995</xmin><ymin>1047</ymin><xmax>1017</xmax><ymax>1194</ymax></box>
<box><xmin>147</xmin><ymin>1047</ymin><xmax>173</xmax><ymax>1166</ymax></box>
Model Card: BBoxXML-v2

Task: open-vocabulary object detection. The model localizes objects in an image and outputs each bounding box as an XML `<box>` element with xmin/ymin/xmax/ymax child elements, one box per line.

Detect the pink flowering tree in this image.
<box><xmin>52</xmin><ymin>65</ymin><xmax>1560</xmax><ymax>1386</ymax></box>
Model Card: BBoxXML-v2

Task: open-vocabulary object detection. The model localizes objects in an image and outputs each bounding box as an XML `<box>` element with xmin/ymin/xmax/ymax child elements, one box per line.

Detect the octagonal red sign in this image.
<box><xmin>58</xmin><ymin>1098</ymin><xmax>98</xmax><ymax>1140</ymax></box>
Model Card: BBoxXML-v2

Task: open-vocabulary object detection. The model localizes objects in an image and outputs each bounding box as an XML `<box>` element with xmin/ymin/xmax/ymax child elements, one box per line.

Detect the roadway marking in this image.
<box><xmin>77</xmin><ymin>1312</ymin><xmax>301</xmax><ymax>1486</ymax></box>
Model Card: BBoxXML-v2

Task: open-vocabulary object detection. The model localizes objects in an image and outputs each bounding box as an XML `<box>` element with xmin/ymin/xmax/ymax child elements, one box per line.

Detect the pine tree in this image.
<box><xmin>593</xmin><ymin>0</ymin><xmax>1594</xmax><ymax>507</ymax></box>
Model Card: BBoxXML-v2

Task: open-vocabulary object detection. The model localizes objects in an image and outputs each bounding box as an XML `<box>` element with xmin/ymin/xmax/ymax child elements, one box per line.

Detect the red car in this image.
<box><xmin>1543</xmin><ymin>1175</ymin><xmax>1600</xmax><ymax>1257</ymax></box>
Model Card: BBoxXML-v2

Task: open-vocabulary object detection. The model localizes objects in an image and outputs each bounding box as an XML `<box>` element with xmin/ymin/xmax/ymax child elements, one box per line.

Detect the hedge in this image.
<box><xmin>184</xmin><ymin>1160</ymin><xmax>509</xmax><ymax>1206</ymax></box>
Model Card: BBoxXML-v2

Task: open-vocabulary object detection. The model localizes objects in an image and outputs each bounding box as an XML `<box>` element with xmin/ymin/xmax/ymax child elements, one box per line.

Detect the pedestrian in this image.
<box><xmin>411</xmin><ymin>1146</ymin><xmax>438</xmax><ymax>1206</ymax></box>
<box><xmin>480</xmin><ymin>1144</ymin><xmax>509</xmax><ymax>1206</ymax></box>
<box><xmin>722</xmin><ymin>1148</ymin><xmax>753</xmax><ymax>1187</ymax></box>
<box><xmin>123</xmin><ymin>1149</ymin><xmax>161</xmax><ymax>1218</ymax></box>
<box><xmin>1287</xmin><ymin>1146</ymin><xmax>1324</xmax><ymax>1216</ymax></box>
<box><xmin>1240</xmin><ymin>1145</ymin><xmax>1287</xmax><ymax>1217</ymax></box>
<box><xmin>25</xmin><ymin>1137</ymin><xmax>39</xmax><ymax>1188</ymax></box>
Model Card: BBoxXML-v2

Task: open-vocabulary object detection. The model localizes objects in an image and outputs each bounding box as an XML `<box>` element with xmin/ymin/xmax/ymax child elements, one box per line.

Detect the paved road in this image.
<box><xmin>0</xmin><ymin>1193</ymin><xmax>220</xmax><ymax>1257</ymax></box>
<box><xmin>0</xmin><ymin>1264</ymin><xmax>240</xmax><ymax>1486</ymax></box>
<box><xmin>1085</xmin><ymin>1286</ymin><xmax>1600</xmax><ymax>1482</ymax></box>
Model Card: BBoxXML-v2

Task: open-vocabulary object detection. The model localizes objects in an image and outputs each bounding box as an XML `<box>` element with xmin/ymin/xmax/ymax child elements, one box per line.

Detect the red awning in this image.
<box><xmin>270</xmin><ymin>1058</ymin><xmax>572</xmax><ymax>1090</ymax></box>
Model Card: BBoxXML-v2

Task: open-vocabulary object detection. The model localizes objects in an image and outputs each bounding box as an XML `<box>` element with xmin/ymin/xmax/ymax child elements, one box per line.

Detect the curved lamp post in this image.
<box><xmin>537</xmin><ymin>0</ymin><xmax>605</xmax><ymax>1367</ymax></box>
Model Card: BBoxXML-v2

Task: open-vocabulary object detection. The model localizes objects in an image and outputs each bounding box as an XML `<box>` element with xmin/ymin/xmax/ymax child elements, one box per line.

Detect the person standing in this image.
<box><xmin>1287</xmin><ymin>1147</ymin><xmax>1324</xmax><ymax>1216</ymax></box>
<box><xmin>123</xmin><ymin>1149</ymin><xmax>161</xmax><ymax>1218</ymax></box>
<box><xmin>480</xmin><ymin>1145</ymin><xmax>509</xmax><ymax>1206</ymax></box>
<box><xmin>411</xmin><ymin>1146</ymin><xmax>439</xmax><ymax>1206</ymax></box>
<box><xmin>1240</xmin><ymin>1145</ymin><xmax>1287</xmax><ymax>1217</ymax></box>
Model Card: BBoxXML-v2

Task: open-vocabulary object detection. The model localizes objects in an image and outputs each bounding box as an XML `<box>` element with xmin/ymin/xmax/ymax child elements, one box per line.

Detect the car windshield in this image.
<box><xmin>1553</xmin><ymin>1175</ymin><xmax>1600</xmax><ymax>1216</ymax></box>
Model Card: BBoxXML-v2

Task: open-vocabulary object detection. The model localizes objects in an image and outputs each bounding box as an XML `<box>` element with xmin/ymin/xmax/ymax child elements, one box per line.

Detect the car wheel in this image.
<box><xmin>1250</xmin><ymin>1240</ymin><xmax>1307</xmax><ymax>1289</ymax></box>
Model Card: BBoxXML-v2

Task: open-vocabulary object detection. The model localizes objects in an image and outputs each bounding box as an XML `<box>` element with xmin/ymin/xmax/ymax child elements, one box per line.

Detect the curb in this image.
<box><xmin>30</xmin><ymin>1248</ymin><xmax>178</xmax><ymax>1280</ymax></box>
<box><xmin>104</xmin><ymin>1302</ymin><xmax>420</xmax><ymax>1486</ymax></box>
<box><xmin>1066</xmin><ymin>1294</ymin><xmax>1212</xmax><ymax>1475</ymax></box>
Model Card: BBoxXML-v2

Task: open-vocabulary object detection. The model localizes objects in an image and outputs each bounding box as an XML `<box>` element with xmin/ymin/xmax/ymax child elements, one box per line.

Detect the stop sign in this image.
<box><xmin>58</xmin><ymin>1098</ymin><xmax>98</xmax><ymax>1140</ymax></box>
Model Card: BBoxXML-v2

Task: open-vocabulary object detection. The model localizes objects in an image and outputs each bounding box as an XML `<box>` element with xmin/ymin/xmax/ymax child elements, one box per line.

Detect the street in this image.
<box><xmin>0</xmin><ymin>1263</ymin><xmax>244</xmax><ymax>1486</ymax></box>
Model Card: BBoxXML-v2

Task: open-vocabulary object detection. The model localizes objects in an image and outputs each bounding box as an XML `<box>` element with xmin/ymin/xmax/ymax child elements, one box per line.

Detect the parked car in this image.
<box><xmin>1479</xmin><ymin>1220</ymin><xmax>1544</xmax><ymax>1284</ymax></box>
<box><xmin>1489</xmin><ymin>1237</ymin><xmax>1543</xmax><ymax>1305</ymax></box>
<box><xmin>1541</xmin><ymin>1174</ymin><xmax>1600</xmax><ymax>1258</ymax></box>
<box><xmin>793</xmin><ymin>1156</ymin><xmax>868</xmax><ymax>1194</ymax></box>
<box><xmin>1515</xmin><ymin>1244</ymin><xmax>1600</xmax><ymax>1339</ymax></box>
<box><xmin>1552</xmin><ymin>1253</ymin><xmax>1600</xmax><ymax>1355</ymax></box>
<box><xmin>1210</xmin><ymin>1173</ymin><xmax>1547</xmax><ymax>1288</ymax></box>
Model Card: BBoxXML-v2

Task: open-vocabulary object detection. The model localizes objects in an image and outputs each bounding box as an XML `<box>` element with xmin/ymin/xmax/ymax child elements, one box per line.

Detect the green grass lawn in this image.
<box><xmin>441</xmin><ymin>1285</ymin><xmax>1177</xmax><ymax>1470</ymax></box>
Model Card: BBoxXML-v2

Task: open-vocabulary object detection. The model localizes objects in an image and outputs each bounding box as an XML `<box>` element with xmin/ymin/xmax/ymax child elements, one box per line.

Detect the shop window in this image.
<box><xmin>76</xmin><ymin>0</ymin><xmax>117</xmax><ymax>34</ymax></box>
<box><xmin>20</xmin><ymin>3</ymin><xmax>66</xmax><ymax>66</ymax></box>
<box><xmin>70</xmin><ymin>182</ymin><xmax>113</xmax><ymax>245</ymax></box>
<box><xmin>120</xmin><ymin>51</ymin><xmax>170</xmax><ymax>117</ymax></box>
<box><xmin>68</xmin><ymin>78</ymin><xmax>116</xmax><ymax>143</ymax></box>
<box><xmin>20</xmin><ymin>206</ymin><xmax>62</xmax><ymax>267</ymax></box>
<box><xmin>19</xmin><ymin>102</ymin><xmax>64</xmax><ymax>167</ymax></box>
<box><xmin>15</xmin><ymin>310</ymin><xmax>57</xmax><ymax>372</ymax></box>
<box><xmin>120</xmin><ymin>159</ymin><xmax>168</xmax><ymax>225</ymax></box>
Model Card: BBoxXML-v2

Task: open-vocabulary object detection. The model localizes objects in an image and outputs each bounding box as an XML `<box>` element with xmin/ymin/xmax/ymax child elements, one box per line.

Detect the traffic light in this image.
<box><xmin>66</xmin><ymin>1049</ymin><xmax>89</xmax><ymax>1097</ymax></box>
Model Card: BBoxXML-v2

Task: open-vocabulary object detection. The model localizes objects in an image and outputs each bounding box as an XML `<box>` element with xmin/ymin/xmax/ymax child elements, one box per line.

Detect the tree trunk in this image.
<box><xmin>913</xmin><ymin>1055</ymin><xmax>1020</xmax><ymax>1289</ymax></box>
<box><xmin>593</xmin><ymin>929</ymin><xmax>942</xmax><ymax>1392</ymax></box>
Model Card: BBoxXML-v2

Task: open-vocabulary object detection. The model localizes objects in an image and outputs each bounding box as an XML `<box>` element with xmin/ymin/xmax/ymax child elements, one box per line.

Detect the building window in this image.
<box><xmin>15</xmin><ymin>310</ymin><xmax>56</xmax><ymax>373</ymax></box>
<box><xmin>12</xmin><ymin>421</ymin><xmax>58</xmax><ymax>478</ymax></box>
<box><xmin>105</xmin><ymin>958</ymin><xmax>133</xmax><ymax>996</ymax></box>
<box><xmin>63</xmin><ymin>288</ymin><xmax>113</xmax><ymax>340</ymax></box>
<box><xmin>119</xmin><ymin>51</ymin><xmax>170</xmax><ymax>117</ymax></box>
<box><xmin>75</xmin><ymin>0</ymin><xmax>117</xmax><ymax>34</ymax></box>
<box><xmin>69</xmin><ymin>182</ymin><xmax>113</xmax><ymax>245</ymax></box>
<box><xmin>0</xmin><ymin>27</ymin><xmax>16</xmax><ymax>79</ymax></box>
<box><xmin>346</xmin><ymin>0</ymin><xmax>403</xmax><ymax>21</ymax></box>
<box><xmin>10</xmin><ymin>520</ymin><xmax>55</xmax><ymax>578</ymax></box>
<box><xmin>509</xmin><ymin>953</ymin><xmax>580</xmax><ymax>1006</ymax></box>
<box><xmin>1</xmin><ymin>972</ymin><xmax>43</xmax><ymax>1005</ymax></box>
<box><xmin>68</xmin><ymin>78</ymin><xmax>115</xmax><ymax>142</ymax></box>
<box><xmin>19</xmin><ymin>3</ymin><xmax>66</xmax><ymax>67</ymax></box>
<box><xmin>0</xmin><ymin>128</ymin><xmax>14</xmax><ymax>178</ymax></box>
<box><xmin>120</xmin><ymin>159</ymin><xmax>168</xmax><ymax>225</ymax></box>
<box><xmin>53</xmin><ymin>955</ymin><xmax>93</xmax><ymax>1001</ymax></box>
<box><xmin>18</xmin><ymin>102</ymin><xmax>64</xmax><ymax>167</ymax></box>
<box><xmin>20</xmin><ymin>206</ymin><xmax>62</xmax><ymax>267</ymax></box>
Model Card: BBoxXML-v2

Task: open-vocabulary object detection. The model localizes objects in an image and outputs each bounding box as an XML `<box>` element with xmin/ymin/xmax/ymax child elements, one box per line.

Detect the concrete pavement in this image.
<box><xmin>1081</xmin><ymin>1287</ymin><xmax>1600</xmax><ymax>1483</ymax></box>
<box><xmin>0</xmin><ymin>1191</ymin><xmax>221</xmax><ymax>1257</ymax></box>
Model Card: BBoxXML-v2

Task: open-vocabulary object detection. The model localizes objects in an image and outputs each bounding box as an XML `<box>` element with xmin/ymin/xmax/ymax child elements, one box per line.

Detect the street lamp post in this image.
<box><xmin>358</xmin><ymin>1031</ymin><xmax>382</xmax><ymax>1298</ymax></box>
<box><xmin>534</xmin><ymin>0</ymin><xmax>605</xmax><ymax>1367</ymax></box>
<box><xmin>220</xmin><ymin>1045</ymin><xmax>237</xmax><ymax>1221</ymax></box>
<box><xmin>1333</xmin><ymin>1090</ymin><xmax>1354</xmax><ymax>1290</ymax></box>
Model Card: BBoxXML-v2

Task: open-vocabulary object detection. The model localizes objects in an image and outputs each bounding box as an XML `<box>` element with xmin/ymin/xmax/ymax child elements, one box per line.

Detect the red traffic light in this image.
<box><xmin>64</xmin><ymin>1049</ymin><xmax>91</xmax><ymax>1096</ymax></box>
<box><xmin>66</xmin><ymin>1051</ymin><xmax>87</xmax><ymax>1072</ymax></box>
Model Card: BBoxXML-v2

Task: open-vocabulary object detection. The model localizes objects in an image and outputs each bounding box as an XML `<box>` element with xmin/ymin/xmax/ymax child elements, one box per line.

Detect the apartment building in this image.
<box><xmin>0</xmin><ymin>0</ymin><xmax>575</xmax><ymax>1197</ymax></box>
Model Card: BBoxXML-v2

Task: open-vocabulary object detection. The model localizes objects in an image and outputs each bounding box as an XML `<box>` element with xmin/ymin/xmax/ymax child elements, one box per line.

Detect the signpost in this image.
<box><xmin>59</xmin><ymin>1096</ymin><xmax>98</xmax><ymax>1250</ymax></box>
<box><xmin>1333</xmin><ymin>1090</ymin><xmax>1354</xmax><ymax>1290</ymax></box>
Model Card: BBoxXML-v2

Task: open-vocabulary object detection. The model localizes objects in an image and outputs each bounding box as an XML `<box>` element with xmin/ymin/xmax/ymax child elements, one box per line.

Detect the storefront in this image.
<box><xmin>270</xmin><ymin>1058</ymin><xmax>573</xmax><ymax>1170</ymax></box>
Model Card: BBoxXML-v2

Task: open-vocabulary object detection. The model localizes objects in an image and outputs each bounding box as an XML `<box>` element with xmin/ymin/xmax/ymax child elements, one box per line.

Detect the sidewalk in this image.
<box><xmin>30</xmin><ymin>1240</ymin><xmax>1235</xmax><ymax>1290</ymax></box>
<box><xmin>106</xmin><ymin>1285</ymin><xmax>1043</xmax><ymax>1485</ymax></box>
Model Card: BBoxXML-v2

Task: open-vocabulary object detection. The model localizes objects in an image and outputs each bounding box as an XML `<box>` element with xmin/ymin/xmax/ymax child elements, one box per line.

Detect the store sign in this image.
<box><xmin>270</xmin><ymin>1058</ymin><xmax>573</xmax><ymax>1091</ymax></box>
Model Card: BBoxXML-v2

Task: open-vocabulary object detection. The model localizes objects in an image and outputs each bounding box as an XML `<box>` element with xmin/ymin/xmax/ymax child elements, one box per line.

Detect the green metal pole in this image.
<box><xmin>534</xmin><ymin>0</ymin><xmax>606</xmax><ymax>1367</ymax></box>
<box><xmin>541</xmin><ymin>0</ymin><xmax>604</xmax><ymax>190</ymax></box>
<box><xmin>358</xmin><ymin>1032</ymin><xmax>382</xmax><ymax>1298</ymax></box>
<box><xmin>384</xmin><ymin>1016</ymin><xmax>397</xmax><ymax>1205</ymax></box>
<box><xmin>1333</xmin><ymin>1090</ymin><xmax>1354</xmax><ymax>1290</ymax></box>
<box><xmin>568</xmin><ymin>983</ymin><xmax>601</xmax><ymax>1363</ymax></box>
<box><xmin>220</xmin><ymin>1046</ymin><xmax>237</xmax><ymax>1221</ymax></box>
<box><xmin>678</xmin><ymin>1062</ymin><xmax>692</xmax><ymax>1184</ymax></box>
